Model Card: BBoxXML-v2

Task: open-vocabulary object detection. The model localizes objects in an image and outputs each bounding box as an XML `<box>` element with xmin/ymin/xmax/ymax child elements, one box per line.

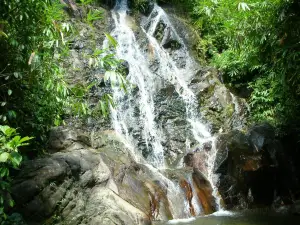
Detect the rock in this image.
<box><xmin>248</xmin><ymin>123</ymin><xmax>275</xmax><ymax>152</ymax></box>
<box><xmin>192</xmin><ymin>169</ymin><xmax>217</xmax><ymax>214</ymax></box>
<box><xmin>189</xmin><ymin>69</ymin><xmax>249</xmax><ymax>134</ymax></box>
<box><xmin>184</xmin><ymin>151</ymin><xmax>208</xmax><ymax>176</ymax></box>
<box><xmin>48</xmin><ymin>127</ymin><xmax>79</xmax><ymax>151</ymax></box>
<box><xmin>213</xmin><ymin>124</ymin><xmax>293</xmax><ymax>210</ymax></box>
<box><xmin>10</xmin><ymin>129</ymin><xmax>156</xmax><ymax>225</ymax></box>
<box><xmin>153</xmin><ymin>20</ymin><xmax>167</xmax><ymax>43</ymax></box>
<box><xmin>118</xmin><ymin>60</ymin><xmax>130</xmax><ymax>76</ymax></box>
<box><xmin>85</xmin><ymin>187</ymin><xmax>149</xmax><ymax>225</ymax></box>
<box><xmin>179</xmin><ymin>179</ymin><xmax>196</xmax><ymax>216</ymax></box>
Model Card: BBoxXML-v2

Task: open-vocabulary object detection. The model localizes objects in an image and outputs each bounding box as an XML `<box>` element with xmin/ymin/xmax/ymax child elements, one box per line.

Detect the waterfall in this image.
<box><xmin>104</xmin><ymin>0</ymin><xmax>222</xmax><ymax>218</ymax></box>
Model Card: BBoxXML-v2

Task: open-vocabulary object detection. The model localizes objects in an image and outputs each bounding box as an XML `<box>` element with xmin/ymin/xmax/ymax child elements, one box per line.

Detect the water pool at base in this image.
<box><xmin>154</xmin><ymin>211</ymin><xmax>300</xmax><ymax>225</ymax></box>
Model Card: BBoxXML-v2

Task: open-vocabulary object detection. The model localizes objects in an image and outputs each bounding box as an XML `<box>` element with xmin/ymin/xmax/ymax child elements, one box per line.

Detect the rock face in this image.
<box><xmin>212</xmin><ymin>123</ymin><xmax>296</xmax><ymax>209</ymax></box>
<box><xmin>11</xmin><ymin>128</ymin><xmax>172</xmax><ymax>225</ymax></box>
<box><xmin>100</xmin><ymin>0</ymin><xmax>116</xmax><ymax>9</ymax></box>
<box><xmin>11</xmin><ymin>127</ymin><xmax>222</xmax><ymax>224</ymax></box>
<box><xmin>154</xmin><ymin>85</ymin><xmax>195</xmax><ymax>166</ymax></box>
<box><xmin>182</xmin><ymin>122</ymin><xmax>300</xmax><ymax>211</ymax></box>
<box><xmin>189</xmin><ymin>68</ymin><xmax>249</xmax><ymax>134</ymax></box>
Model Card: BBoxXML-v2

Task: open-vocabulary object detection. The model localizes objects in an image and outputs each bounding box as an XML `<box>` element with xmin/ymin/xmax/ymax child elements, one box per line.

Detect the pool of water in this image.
<box><xmin>154</xmin><ymin>210</ymin><xmax>300</xmax><ymax>225</ymax></box>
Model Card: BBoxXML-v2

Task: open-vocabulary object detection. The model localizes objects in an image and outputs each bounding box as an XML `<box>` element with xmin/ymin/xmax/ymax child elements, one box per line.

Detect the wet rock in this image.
<box><xmin>146</xmin><ymin>181</ymin><xmax>173</xmax><ymax>221</ymax></box>
<box><xmin>118</xmin><ymin>60</ymin><xmax>130</xmax><ymax>76</ymax></box>
<box><xmin>154</xmin><ymin>85</ymin><xmax>197</xmax><ymax>166</ymax></box>
<box><xmin>183</xmin><ymin>141</ymin><xmax>213</xmax><ymax>176</ymax></box>
<box><xmin>248</xmin><ymin>123</ymin><xmax>275</xmax><ymax>152</ymax></box>
<box><xmin>292</xmin><ymin>201</ymin><xmax>300</xmax><ymax>215</ymax></box>
<box><xmin>192</xmin><ymin>169</ymin><xmax>217</xmax><ymax>214</ymax></box>
<box><xmin>154</xmin><ymin>21</ymin><xmax>167</xmax><ymax>42</ymax></box>
<box><xmin>184</xmin><ymin>151</ymin><xmax>208</xmax><ymax>176</ymax></box>
<box><xmin>189</xmin><ymin>69</ymin><xmax>249</xmax><ymax>134</ymax></box>
<box><xmin>161</xmin><ymin>6</ymin><xmax>201</xmax><ymax>59</ymax></box>
<box><xmin>179</xmin><ymin>179</ymin><xmax>196</xmax><ymax>216</ymax></box>
<box><xmin>213</xmin><ymin>124</ymin><xmax>292</xmax><ymax>210</ymax></box>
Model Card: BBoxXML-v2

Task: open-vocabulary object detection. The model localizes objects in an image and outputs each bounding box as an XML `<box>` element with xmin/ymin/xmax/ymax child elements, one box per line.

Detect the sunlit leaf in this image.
<box><xmin>238</xmin><ymin>2</ymin><xmax>250</xmax><ymax>11</ymax></box>
<box><xmin>105</xmin><ymin>33</ymin><xmax>118</xmax><ymax>48</ymax></box>
<box><xmin>0</xmin><ymin>153</ymin><xmax>10</xmax><ymax>163</ymax></box>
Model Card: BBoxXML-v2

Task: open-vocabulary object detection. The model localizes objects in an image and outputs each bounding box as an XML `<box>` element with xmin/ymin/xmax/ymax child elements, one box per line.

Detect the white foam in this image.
<box><xmin>210</xmin><ymin>210</ymin><xmax>236</xmax><ymax>217</ymax></box>
<box><xmin>167</xmin><ymin>217</ymin><xmax>196</xmax><ymax>224</ymax></box>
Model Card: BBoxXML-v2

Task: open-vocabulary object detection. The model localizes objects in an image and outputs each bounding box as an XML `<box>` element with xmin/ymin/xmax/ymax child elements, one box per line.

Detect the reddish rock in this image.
<box><xmin>192</xmin><ymin>170</ymin><xmax>217</xmax><ymax>215</ymax></box>
<box><xmin>184</xmin><ymin>152</ymin><xmax>209</xmax><ymax>176</ymax></box>
<box><xmin>179</xmin><ymin>179</ymin><xmax>196</xmax><ymax>217</ymax></box>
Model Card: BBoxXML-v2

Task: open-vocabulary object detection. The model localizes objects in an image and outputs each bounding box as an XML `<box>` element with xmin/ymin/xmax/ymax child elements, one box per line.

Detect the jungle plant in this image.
<box><xmin>0</xmin><ymin>125</ymin><xmax>32</xmax><ymax>220</ymax></box>
<box><xmin>192</xmin><ymin>0</ymin><xmax>300</xmax><ymax>128</ymax></box>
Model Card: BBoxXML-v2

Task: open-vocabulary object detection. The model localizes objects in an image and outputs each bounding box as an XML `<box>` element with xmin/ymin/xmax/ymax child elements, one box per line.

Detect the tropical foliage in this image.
<box><xmin>190</xmin><ymin>0</ymin><xmax>300</xmax><ymax>128</ymax></box>
<box><xmin>0</xmin><ymin>126</ymin><xmax>32</xmax><ymax>220</ymax></box>
<box><xmin>0</xmin><ymin>0</ymin><xmax>76</xmax><ymax>141</ymax></box>
<box><xmin>0</xmin><ymin>0</ymin><xmax>125</xmax><ymax>141</ymax></box>
<box><xmin>0</xmin><ymin>0</ymin><xmax>126</xmax><ymax>219</ymax></box>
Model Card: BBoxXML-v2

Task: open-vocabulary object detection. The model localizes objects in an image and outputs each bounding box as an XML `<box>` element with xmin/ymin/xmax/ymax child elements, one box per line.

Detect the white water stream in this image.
<box><xmin>104</xmin><ymin>0</ymin><xmax>222</xmax><ymax>217</ymax></box>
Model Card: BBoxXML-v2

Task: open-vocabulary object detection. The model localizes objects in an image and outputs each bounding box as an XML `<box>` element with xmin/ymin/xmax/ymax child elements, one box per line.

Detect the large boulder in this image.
<box><xmin>11</xmin><ymin>128</ymin><xmax>175</xmax><ymax>225</ymax></box>
<box><xmin>212</xmin><ymin>123</ymin><xmax>293</xmax><ymax>209</ymax></box>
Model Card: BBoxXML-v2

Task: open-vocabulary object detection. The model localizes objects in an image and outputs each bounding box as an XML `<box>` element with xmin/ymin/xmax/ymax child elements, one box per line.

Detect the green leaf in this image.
<box><xmin>8</xmin><ymin>89</ymin><xmax>12</xmax><ymax>96</ymax></box>
<box><xmin>9</xmin><ymin>199</ymin><xmax>14</xmax><ymax>207</ymax></box>
<box><xmin>10</xmin><ymin>152</ymin><xmax>22</xmax><ymax>167</ymax></box>
<box><xmin>0</xmin><ymin>31</ymin><xmax>8</xmax><ymax>39</ymax></box>
<box><xmin>19</xmin><ymin>136</ymin><xmax>34</xmax><ymax>144</ymax></box>
<box><xmin>0</xmin><ymin>125</ymin><xmax>16</xmax><ymax>137</ymax></box>
<box><xmin>0</xmin><ymin>152</ymin><xmax>10</xmax><ymax>163</ymax></box>
<box><xmin>7</xmin><ymin>110</ymin><xmax>17</xmax><ymax>120</ymax></box>
<box><xmin>105</xmin><ymin>33</ymin><xmax>118</xmax><ymax>48</ymax></box>
<box><xmin>104</xmin><ymin>70</ymin><xmax>116</xmax><ymax>83</ymax></box>
<box><xmin>238</xmin><ymin>2</ymin><xmax>250</xmax><ymax>11</ymax></box>
<box><xmin>100</xmin><ymin>100</ymin><xmax>108</xmax><ymax>117</ymax></box>
<box><xmin>0</xmin><ymin>168</ymin><xmax>9</xmax><ymax>178</ymax></box>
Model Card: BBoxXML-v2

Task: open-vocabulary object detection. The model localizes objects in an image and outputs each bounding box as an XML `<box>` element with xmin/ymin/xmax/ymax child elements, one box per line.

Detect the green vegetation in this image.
<box><xmin>0</xmin><ymin>0</ymin><xmax>126</xmax><ymax>219</ymax></box>
<box><xmin>0</xmin><ymin>126</ymin><xmax>32</xmax><ymax>220</ymax></box>
<box><xmin>0</xmin><ymin>0</ymin><xmax>125</xmax><ymax>141</ymax></box>
<box><xmin>189</xmin><ymin>0</ymin><xmax>300</xmax><ymax>128</ymax></box>
<box><xmin>129</xmin><ymin>0</ymin><xmax>154</xmax><ymax>14</ymax></box>
<box><xmin>0</xmin><ymin>0</ymin><xmax>79</xmax><ymax>142</ymax></box>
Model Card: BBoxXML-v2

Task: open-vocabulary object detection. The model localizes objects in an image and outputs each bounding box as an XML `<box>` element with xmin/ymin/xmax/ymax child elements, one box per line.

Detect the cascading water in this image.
<box><xmin>104</xmin><ymin>0</ymin><xmax>222</xmax><ymax>218</ymax></box>
<box><xmin>108</xmin><ymin>0</ymin><xmax>165</xmax><ymax>168</ymax></box>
